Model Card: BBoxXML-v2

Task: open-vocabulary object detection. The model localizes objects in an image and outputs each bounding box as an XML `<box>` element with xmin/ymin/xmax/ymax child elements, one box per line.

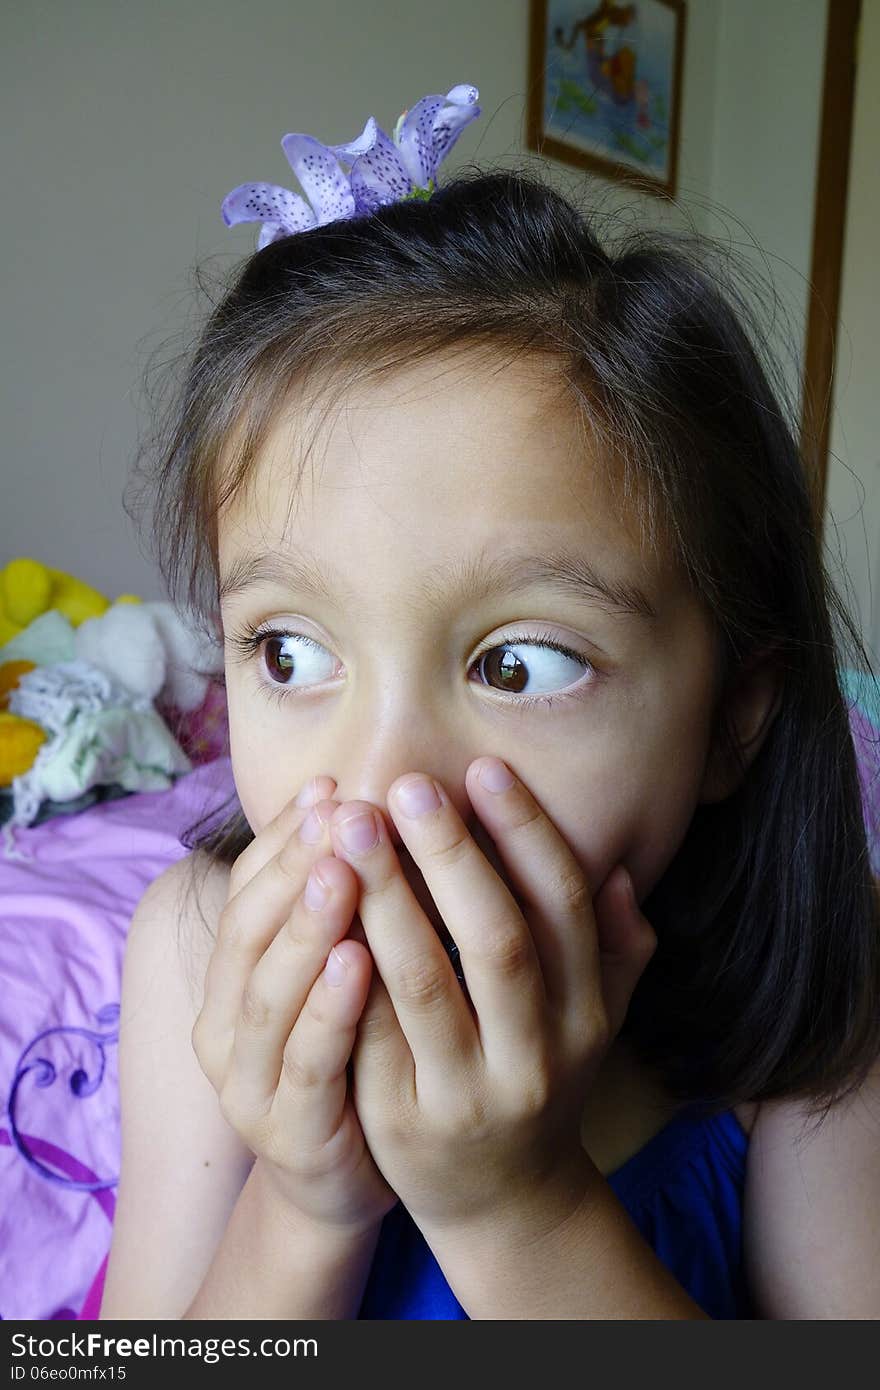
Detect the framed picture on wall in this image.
<box><xmin>526</xmin><ymin>0</ymin><xmax>687</xmax><ymax>198</ymax></box>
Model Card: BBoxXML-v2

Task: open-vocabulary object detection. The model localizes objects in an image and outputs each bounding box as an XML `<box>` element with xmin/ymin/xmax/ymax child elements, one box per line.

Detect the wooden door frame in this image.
<box><xmin>801</xmin><ymin>0</ymin><xmax>862</xmax><ymax>526</ymax></box>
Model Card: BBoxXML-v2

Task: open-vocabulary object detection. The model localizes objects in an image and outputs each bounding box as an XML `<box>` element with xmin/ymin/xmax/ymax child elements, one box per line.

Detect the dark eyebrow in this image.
<box><xmin>219</xmin><ymin>544</ymin><xmax>659</xmax><ymax>624</ymax></box>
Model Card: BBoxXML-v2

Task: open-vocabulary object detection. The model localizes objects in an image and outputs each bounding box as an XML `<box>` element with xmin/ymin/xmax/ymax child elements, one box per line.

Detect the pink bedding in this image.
<box><xmin>0</xmin><ymin>756</ymin><xmax>236</xmax><ymax>1320</ymax></box>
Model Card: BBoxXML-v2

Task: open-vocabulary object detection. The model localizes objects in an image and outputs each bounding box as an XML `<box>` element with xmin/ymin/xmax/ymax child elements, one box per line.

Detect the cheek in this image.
<box><xmin>226</xmin><ymin>696</ymin><xmax>305</xmax><ymax>835</ymax></box>
<box><xmin>530</xmin><ymin>719</ymin><xmax>711</xmax><ymax>906</ymax></box>
<box><xmin>610</xmin><ymin>725</ymin><xmax>713</xmax><ymax>900</ymax></box>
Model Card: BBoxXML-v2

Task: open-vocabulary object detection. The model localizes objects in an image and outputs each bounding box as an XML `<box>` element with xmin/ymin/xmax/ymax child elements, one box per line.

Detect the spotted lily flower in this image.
<box><xmin>221</xmin><ymin>83</ymin><xmax>481</xmax><ymax>248</ymax></box>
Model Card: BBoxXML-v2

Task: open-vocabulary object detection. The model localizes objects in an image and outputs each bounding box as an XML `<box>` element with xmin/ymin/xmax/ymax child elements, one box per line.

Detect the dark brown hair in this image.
<box><xmin>126</xmin><ymin>164</ymin><xmax>880</xmax><ymax>1128</ymax></box>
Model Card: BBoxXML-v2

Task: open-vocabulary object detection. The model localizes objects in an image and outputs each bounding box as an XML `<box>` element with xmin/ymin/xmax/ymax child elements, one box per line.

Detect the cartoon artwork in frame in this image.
<box><xmin>527</xmin><ymin>0</ymin><xmax>687</xmax><ymax>198</ymax></box>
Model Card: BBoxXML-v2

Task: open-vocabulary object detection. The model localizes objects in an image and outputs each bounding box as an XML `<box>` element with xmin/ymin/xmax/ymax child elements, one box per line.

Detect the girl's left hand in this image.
<box><xmin>326</xmin><ymin>757</ymin><xmax>658</xmax><ymax>1236</ymax></box>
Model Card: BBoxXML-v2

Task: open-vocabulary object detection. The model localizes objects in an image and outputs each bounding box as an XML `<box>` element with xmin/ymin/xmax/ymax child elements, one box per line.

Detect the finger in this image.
<box><xmin>334</xmin><ymin>780</ymin><xmax>544</xmax><ymax>1079</ymax></box>
<box><xmin>351</xmin><ymin>943</ymin><xmax>415</xmax><ymax>1107</ymax></box>
<box><xmin>227</xmin><ymin>774</ymin><xmax>338</xmax><ymax>898</ymax></box>
<box><xmin>327</xmin><ymin>801</ymin><xmax>478</xmax><ymax>1071</ymax></box>
<box><xmin>269</xmin><ymin>935</ymin><xmax>375</xmax><ymax>1156</ymax></box>
<box><xmin>464</xmin><ymin>757</ymin><xmax>602</xmax><ymax>1027</ymax></box>
<box><xmin>385</xmin><ymin>774</ymin><xmax>549</xmax><ymax>1073</ymax></box>
<box><xmin>593</xmin><ymin>866</ymin><xmax>658</xmax><ymax>1041</ymax></box>
<box><xmin>196</xmin><ymin>797</ymin><xmax>340</xmax><ymax>1085</ymax></box>
<box><xmin>226</xmin><ymin>854</ymin><xmax>360</xmax><ymax>1113</ymax></box>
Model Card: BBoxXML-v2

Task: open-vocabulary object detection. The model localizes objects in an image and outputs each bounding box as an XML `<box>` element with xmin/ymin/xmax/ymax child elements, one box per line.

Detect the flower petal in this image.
<box><xmin>221</xmin><ymin>181</ymin><xmax>318</xmax><ymax>238</ymax></box>
<box><xmin>257</xmin><ymin>222</ymin><xmax>291</xmax><ymax>250</ymax></box>
<box><xmin>347</xmin><ymin>125</ymin><xmax>413</xmax><ymax>214</ymax></box>
<box><xmin>398</xmin><ymin>83</ymin><xmax>481</xmax><ymax>186</ymax></box>
<box><xmin>431</xmin><ymin>84</ymin><xmax>481</xmax><ymax>174</ymax></box>
<box><xmin>395</xmin><ymin>95</ymin><xmax>445</xmax><ymax>186</ymax></box>
<box><xmin>327</xmin><ymin>116</ymin><xmax>381</xmax><ymax>168</ymax></box>
<box><xmin>280</xmin><ymin>133</ymin><xmax>356</xmax><ymax>225</ymax></box>
<box><xmin>444</xmin><ymin>83</ymin><xmax>481</xmax><ymax>106</ymax></box>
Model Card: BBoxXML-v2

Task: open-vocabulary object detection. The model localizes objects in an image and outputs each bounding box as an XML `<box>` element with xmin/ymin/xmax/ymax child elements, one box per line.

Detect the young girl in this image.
<box><xmin>100</xmin><ymin>84</ymin><xmax>880</xmax><ymax>1319</ymax></box>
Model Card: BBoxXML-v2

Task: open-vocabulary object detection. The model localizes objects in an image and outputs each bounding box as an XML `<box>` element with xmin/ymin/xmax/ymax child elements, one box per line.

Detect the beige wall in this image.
<box><xmin>825</xmin><ymin>0</ymin><xmax>880</xmax><ymax>669</ymax></box>
<box><xmin>2</xmin><ymin>1</ymin><xmax>832</xmax><ymax>609</ymax></box>
<box><xmin>709</xmin><ymin>0</ymin><xmax>827</xmax><ymax>415</ymax></box>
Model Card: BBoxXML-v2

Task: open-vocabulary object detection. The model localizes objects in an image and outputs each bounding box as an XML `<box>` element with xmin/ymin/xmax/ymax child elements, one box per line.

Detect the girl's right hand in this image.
<box><xmin>191</xmin><ymin>776</ymin><xmax>398</xmax><ymax>1236</ymax></box>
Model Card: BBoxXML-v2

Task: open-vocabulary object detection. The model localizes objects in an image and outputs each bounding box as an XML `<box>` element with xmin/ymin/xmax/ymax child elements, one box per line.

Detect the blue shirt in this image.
<box><xmin>358</xmin><ymin>1104</ymin><xmax>752</xmax><ymax>1319</ymax></box>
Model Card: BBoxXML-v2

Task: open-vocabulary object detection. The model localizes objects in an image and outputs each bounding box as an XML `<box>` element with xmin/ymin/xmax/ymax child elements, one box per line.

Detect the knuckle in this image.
<box><xmin>239</xmin><ymin>980</ymin><xmax>271</xmax><ymax>1031</ymax></box>
<box><xmin>355</xmin><ymin>1007</ymin><xmax>397</xmax><ymax>1047</ymax></box>
<box><xmin>554</xmin><ymin>867</ymin><xmax>591</xmax><ymax>917</ymax></box>
<box><xmin>303</xmin><ymin>986</ymin><xmax>333</xmax><ymax>1031</ymax></box>
<box><xmin>591</xmin><ymin>1006</ymin><xmax>613</xmax><ymax>1054</ymax></box>
<box><xmin>226</xmin><ymin>856</ymin><xmax>254</xmax><ymax>900</ymax></box>
<box><xmin>395</xmin><ymin>952</ymin><xmax>449</xmax><ymax>1008</ymax></box>
<box><xmin>475</xmin><ymin>921</ymin><xmax>533</xmax><ymax>978</ymax></box>
<box><xmin>275</xmin><ymin>838</ymin><xmax>305</xmax><ymax>885</ymax></box>
<box><xmin>227</xmin><ymin>857</ymin><xmax>251</xmax><ymax>901</ymax></box>
<box><xmin>281</xmin><ymin>1041</ymin><xmax>322</xmax><ymax>1093</ymax></box>
<box><xmin>228</xmin><ymin>839</ymin><xmax>270</xmax><ymax>899</ymax></box>
<box><xmin>217</xmin><ymin>901</ymin><xmax>249</xmax><ymax>955</ymax></box>
<box><xmin>506</xmin><ymin>798</ymin><xmax>544</xmax><ymax>836</ymax></box>
<box><xmin>281</xmin><ymin>909</ymin><xmax>312</xmax><ymax>954</ymax></box>
<box><xmin>517</xmin><ymin>1064</ymin><xmax>553</xmax><ymax>1118</ymax></box>
<box><xmin>429</xmin><ymin>830</ymin><xmax>473</xmax><ymax>875</ymax></box>
<box><xmin>571</xmin><ymin>1002</ymin><xmax>611</xmax><ymax>1058</ymax></box>
<box><xmin>444</xmin><ymin>1083</ymin><xmax>489</xmax><ymax>1135</ymax></box>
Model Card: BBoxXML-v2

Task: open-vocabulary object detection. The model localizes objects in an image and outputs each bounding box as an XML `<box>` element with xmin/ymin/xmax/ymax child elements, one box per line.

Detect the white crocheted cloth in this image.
<box><xmin>4</xmin><ymin>659</ymin><xmax>191</xmax><ymax>857</ymax></box>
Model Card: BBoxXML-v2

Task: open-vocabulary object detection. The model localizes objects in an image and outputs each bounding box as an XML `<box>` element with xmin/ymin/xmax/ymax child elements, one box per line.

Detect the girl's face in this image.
<box><xmin>217</xmin><ymin>350</ymin><xmax>724</xmax><ymax>912</ymax></box>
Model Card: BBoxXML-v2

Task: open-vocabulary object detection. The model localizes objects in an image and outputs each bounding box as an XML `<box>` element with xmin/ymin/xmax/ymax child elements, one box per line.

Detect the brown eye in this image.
<box><xmin>475</xmin><ymin>639</ymin><xmax>589</xmax><ymax>698</ymax></box>
<box><xmin>263</xmin><ymin>635</ymin><xmax>296</xmax><ymax>685</ymax></box>
<box><xmin>225</xmin><ymin>622</ymin><xmax>341</xmax><ymax>706</ymax></box>
<box><xmin>479</xmin><ymin>647</ymin><xmax>529</xmax><ymax>693</ymax></box>
<box><xmin>249</xmin><ymin>630</ymin><xmax>337</xmax><ymax>691</ymax></box>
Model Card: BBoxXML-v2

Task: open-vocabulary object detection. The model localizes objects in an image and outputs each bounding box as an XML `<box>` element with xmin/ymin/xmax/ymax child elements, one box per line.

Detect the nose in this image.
<box><xmin>335</xmin><ymin>767</ymin><xmax>478</xmax><ymax>850</ymax></box>
<box><xmin>323</xmin><ymin>707</ymin><xmax>483</xmax><ymax>853</ymax></box>
<box><xmin>332</xmin><ymin>761</ymin><xmax>514</xmax><ymax>925</ymax></box>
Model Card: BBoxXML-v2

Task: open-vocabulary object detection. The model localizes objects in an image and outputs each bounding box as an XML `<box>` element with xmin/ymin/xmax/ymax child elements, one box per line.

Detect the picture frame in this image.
<box><xmin>526</xmin><ymin>0</ymin><xmax>687</xmax><ymax>199</ymax></box>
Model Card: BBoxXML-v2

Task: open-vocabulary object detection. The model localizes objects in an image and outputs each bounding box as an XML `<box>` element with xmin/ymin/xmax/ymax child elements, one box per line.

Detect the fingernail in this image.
<box><xmin>296</xmin><ymin>778</ymin><xmax>321</xmax><ymax>808</ymax></box>
<box><xmin>337</xmin><ymin>811</ymin><xmax>380</xmax><ymax>854</ymax></box>
<box><xmin>394</xmin><ymin>775</ymin><xmax>441</xmax><ymax>818</ymax></box>
<box><xmin>299</xmin><ymin>799</ymin><xmax>335</xmax><ymax>844</ymax></box>
<box><xmin>304</xmin><ymin>866</ymin><xmax>330</xmax><ymax>911</ymax></box>
<box><xmin>478</xmin><ymin>757</ymin><xmax>515</xmax><ymax>793</ymax></box>
<box><xmin>296</xmin><ymin>776</ymin><xmax>334</xmax><ymax>808</ymax></box>
<box><xmin>325</xmin><ymin>945</ymin><xmax>349</xmax><ymax>987</ymax></box>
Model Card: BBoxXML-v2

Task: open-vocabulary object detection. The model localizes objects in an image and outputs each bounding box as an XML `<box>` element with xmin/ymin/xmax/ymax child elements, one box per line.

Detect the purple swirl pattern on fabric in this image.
<box><xmin>0</xmin><ymin>756</ymin><xmax>237</xmax><ymax>1321</ymax></box>
<box><xmin>6</xmin><ymin>1006</ymin><xmax>120</xmax><ymax>1191</ymax></box>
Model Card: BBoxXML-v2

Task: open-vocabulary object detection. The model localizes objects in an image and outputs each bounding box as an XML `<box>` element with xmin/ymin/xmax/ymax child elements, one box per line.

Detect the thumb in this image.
<box><xmin>593</xmin><ymin>865</ymin><xmax>658</xmax><ymax>1040</ymax></box>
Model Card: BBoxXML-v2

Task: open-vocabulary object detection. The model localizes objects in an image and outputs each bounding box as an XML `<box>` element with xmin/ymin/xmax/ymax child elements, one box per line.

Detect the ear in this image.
<box><xmin>698</xmin><ymin>652</ymin><xmax>784</xmax><ymax>804</ymax></box>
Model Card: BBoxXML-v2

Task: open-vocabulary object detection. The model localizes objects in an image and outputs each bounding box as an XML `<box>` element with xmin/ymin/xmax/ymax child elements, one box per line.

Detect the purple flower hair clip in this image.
<box><xmin>221</xmin><ymin>83</ymin><xmax>481</xmax><ymax>249</ymax></box>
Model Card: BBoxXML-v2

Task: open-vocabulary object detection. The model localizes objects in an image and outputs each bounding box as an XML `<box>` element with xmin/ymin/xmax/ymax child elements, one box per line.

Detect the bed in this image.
<box><xmin>0</xmin><ymin>706</ymin><xmax>233</xmax><ymax>1322</ymax></box>
<box><xmin>2</xmin><ymin>674</ymin><xmax>878</xmax><ymax>1321</ymax></box>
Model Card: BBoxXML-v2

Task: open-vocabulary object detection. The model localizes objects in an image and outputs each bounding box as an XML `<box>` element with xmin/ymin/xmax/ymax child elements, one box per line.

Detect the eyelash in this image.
<box><xmin>224</xmin><ymin>622</ymin><xmax>595</xmax><ymax>712</ymax></box>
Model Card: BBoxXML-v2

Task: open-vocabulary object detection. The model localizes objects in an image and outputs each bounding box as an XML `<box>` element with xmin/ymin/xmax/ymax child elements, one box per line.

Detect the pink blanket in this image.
<box><xmin>0</xmin><ymin>756</ymin><xmax>236</xmax><ymax>1320</ymax></box>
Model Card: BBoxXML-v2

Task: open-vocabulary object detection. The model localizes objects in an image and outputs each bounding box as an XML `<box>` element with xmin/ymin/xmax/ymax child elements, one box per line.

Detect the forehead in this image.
<box><xmin>211</xmin><ymin>353</ymin><xmax>678</xmax><ymax>636</ymax></box>
<box><xmin>217</xmin><ymin>348</ymin><xmax>670</xmax><ymax>600</ymax></box>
